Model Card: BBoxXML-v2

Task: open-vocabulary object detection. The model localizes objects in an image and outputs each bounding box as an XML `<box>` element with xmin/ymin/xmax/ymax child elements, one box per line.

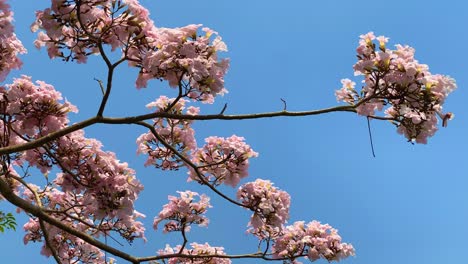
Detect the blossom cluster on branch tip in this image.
<box><xmin>20</xmin><ymin>128</ymin><xmax>147</xmax><ymax>262</ymax></box>
<box><xmin>0</xmin><ymin>75</ymin><xmax>145</xmax><ymax>262</ymax></box>
<box><xmin>31</xmin><ymin>0</ymin><xmax>157</xmax><ymax>63</ymax></box>
<box><xmin>32</xmin><ymin>1</ymin><xmax>229</xmax><ymax>104</ymax></box>
<box><xmin>0</xmin><ymin>0</ymin><xmax>26</xmax><ymax>82</ymax></box>
<box><xmin>0</xmin><ymin>76</ymin><xmax>144</xmax><ymax>227</ymax></box>
<box><xmin>23</xmin><ymin>214</ymin><xmax>106</xmax><ymax>264</ymax></box>
<box><xmin>0</xmin><ymin>75</ymin><xmax>77</xmax><ymax>142</ymax></box>
<box><xmin>272</xmin><ymin>221</ymin><xmax>355</xmax><ymax>263</ymax></box>
<box><xmin>237</xmin><ymin>179</ymin><xmax>290</xmax><ymax>239</ymax></box>
<box><xmin>158</xmin><ymin>242</ymin><xmax>231</xmax><ymax>264</ymax></box>
<box><xmin>335</xmin><ymin>32</ymin><xmax>456</xmax><ymax>143</ymax></box>
<box><xmin>137</xmin><ymin>96</ymin><xmax>199</xmax><ymax>170</ymax></box>
<box><xmin>0</xmin><ymin>75</ymin><xmax>77</xmax><ymax>176</ymax></box>
<box><xmin>189</xmin><ymin>135</ymin><xmax>258</xmax><ymax>187</ymax></box>
<box><xmin>2</xmin><ymin>0</ymin><xmax>448</xmax><ymax>262</ymax></box>
<box><xmin>154</xmin><ymin>191</ymin><xmax>211</xmax><ymax>233</ymax></box>
<box><xmin>134</xmin><ymin>24</ymin><xmax>229</xmax><ymax>104</ymax></box>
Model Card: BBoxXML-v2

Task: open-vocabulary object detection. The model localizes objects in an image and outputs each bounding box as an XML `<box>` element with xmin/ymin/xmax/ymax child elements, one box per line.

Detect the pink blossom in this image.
<box><xmin>154</xmin><ymin>191</ymin><xmax>211</xmax><ymax>233</ymax></box>
<box><xmin>376</xmin><ymin>35</ymin><xmax>389</xmax><ymax>50</ymax></box>
<box><xmin>32</xmin><ymin>0</ymin><xmax>156</xmax><ymax>63</ymax></box>
<box><xmin>18</xmin><ymin>108</ymin><xmax>147</xmax><ymax>256</ymax></box>
<box><xmin>237</xmin><ymin>179</ymin><xmax>290</xmax><ymax>239</ymax></box>
<box><xmin>336</xmin><ymin>32</ymin><xmax>457</xmax><ymax>143</ymax></box>
<box><xmin>335</xmin><ymin>79</ymin><xmax>356</xmax><ymax>103</ymax></box>
<box><xmin>272</xmin><ymin>221</ymin><xmax>355</xmax><ymax>263</ymax></box>
<box><xmin>135</xmin><ymin>24</ymin><xmax>229</xmax><ymax>104</ymax></box>
<box><xmin>355</xmin><ymin>100</ymin><xmax>384</xmax><ymax>116</ymax></box>
<box><xmin>137</xmin><ymin>96</ymin><xmax>198</xmax><ymax>170</ymax></box>
<box><xmin>189</xmin><ymin>135</ymin><xmax>258</xmax><ymax>187</ymax></box>
<box><xmin>22</xmin><ymin>183</ymin><xmax>146</xmax><ymax>263</ymax></box>
<box><xmin>0</xmin><ymin>0</ymin><xmax>26</xmax><ymax>82</ymax></box>
<box><xmin>0</xmin><ymin>76</ymin><xmax>78</xmax><ymax>170</ymax></box>
<box><xmin>24</xmin><ymin>218</ymin><xmax>106</xmax><ymax>263</ymax></box>
<box><xmin>159</xmin><ymin>243</ymin><xmax>231</xmax><ymax>264</ymax></box>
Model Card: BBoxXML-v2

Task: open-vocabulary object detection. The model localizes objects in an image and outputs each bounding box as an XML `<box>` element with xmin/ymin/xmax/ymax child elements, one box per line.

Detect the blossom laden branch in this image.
<box><xmin>0</xmin><ymin>0</ymin><xmax>456</xmax><ymax>262</ymax></box>
<box><xmin>0</xmin><ymin>176</ymin><xmax>141</xmax><ymax>264</ymax></box>
<box><xmin>135</xmin><ymin>120</ymin><xmax>248</xmax><ymax>209</ymax></box>
<box><xmin>8</xmin><ymin>175</ymin><xmax>63</xmax><ymax>263</ymax></box>
<box><xmin>335</xmin><ymin>32</ymin><xmax>456</xmax><ymax>143</ymax></box>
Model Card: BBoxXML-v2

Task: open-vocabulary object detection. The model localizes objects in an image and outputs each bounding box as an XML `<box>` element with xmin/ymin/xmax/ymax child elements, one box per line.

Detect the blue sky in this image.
<box><xmin>1</xmin><ymin>1</ymin><xmax>467</xmax><ymax>263</ymax></box>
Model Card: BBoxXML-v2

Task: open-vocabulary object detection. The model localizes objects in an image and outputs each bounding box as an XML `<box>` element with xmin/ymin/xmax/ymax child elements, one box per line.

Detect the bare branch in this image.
<box><xmin>219</xmin><ymin>103</ymin><xmax>228</xmax><ymax>115</ymax></box>
<box><xmin>280</xmin><ymin>98</ymin><xmax>287</xmax><ymax>111</ymax></box>
<box><xmin>94</xmin><ymin>78</ymin><xmax>106</xmax><ymax>96</ymax></box>
<box><xmin>0</xmin><ymin>104</ymin><xmax>364</xmax><ymax>156</ymax></box>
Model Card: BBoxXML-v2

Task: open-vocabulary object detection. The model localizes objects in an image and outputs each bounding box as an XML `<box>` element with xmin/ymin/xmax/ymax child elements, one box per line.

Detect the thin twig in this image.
<box><xmin>280</xmin><ymin>98</ymin><xmax>287</xmax><ymax>111</ymax></box>
<box><xmin>94</xmin><ymin>78</ymin><xmax>106</xmax><ymax>95</ymax></box>
<box><xmin>367</xmin><ymin>116</ymin><xmax>376</xmax><ymax>158</ymax></box>
<box><xmin>219</xmin><ymin>103</ymin><xmax>228</xmax><ymax>115</ymax></box>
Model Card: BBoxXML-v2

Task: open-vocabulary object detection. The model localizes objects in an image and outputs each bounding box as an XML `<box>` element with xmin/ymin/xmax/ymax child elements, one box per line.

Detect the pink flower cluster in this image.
<box><xmin>31</xmin><ymin>0</ymin><xmax>156</xmax><ymax>63</ymax></box>
<box><xmin>272</xmin><ymin>221</ymin><xmax>355</xmax><ymax>263</ymax></box>
<box><xmin>21</xmin><ymin>129</ymin><xmax>147</xmax><ymax>259</ymax></box>
<box><xmin>23</xmin><ymin>212</ymin><xmax>106</xmax><ymax>264</ymax></box>
<box><xmin>0</xmin><ymin>76</ymin><xmax>145</xmax><ymax>259</ymax></box>
<box><xmin>0</xmin><ymin>75</ymin><xmax>77</xmax><ymax>140</ymax></box>
<box><xmin>0</xmin><ymin>0</ymin><xmax>26</xmax><ymax>82</ymax></box>
<box><xmin>237</xmin><ymin>179</ymin><xmax>290</xmax><ymax>239</ymax></box>
<box><xmin>0</xmin><ymin>76</ymin><xmax>77</xmax><ymax>161</ymax></box>
<box><xmin>134</xmin><ymin>25</ymin><xmax>229</xmax><ymax>104</ymax></box>
<box><xmin>136</xmin><ymin>96</ymin><xmax>199</xmax><ymax>170</ymax></box>
<box><xmin>32</xmin><ymin>2</ymin><xmax>229</xmax><ymax>104</ymax></box>
<box><xmin>22</xmin><ymin>183</ymin><xmax>146</xmax><ymax>263</ymax></box>
<box><xmin>189</xmin><ymin>135</ymin><xmax>258</xmax><ymax>187</ymax></box>
<box><xmin>0</xmin><ymin>166</ymin><xmax>22</xmax><ymax>200</ymax></box>
<box><xmin>335</xmin><ymin>32</ymin><xmax>456</xmax><ymax>143</ymax></box>
<box><xmin>153</xmin><ymin>191</ymin><xmax>211</xmax><ymax>233</ymax></box>
<box><xmin>50</xmin><ymin>130</ymin><xmax>144</xmax><ymax>219</ymax></box>
<box><xmin>158</xmin><ymin>242</ymin><xmax>231</xmax><ymax>264</ymax></box>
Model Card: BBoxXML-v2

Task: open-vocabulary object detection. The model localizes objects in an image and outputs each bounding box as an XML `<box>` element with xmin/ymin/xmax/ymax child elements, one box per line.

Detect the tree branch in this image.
<box><xmin>135</xmin><ymin>121</ymin><xmax>247</xmax><ymax>208</ymax></box>
<box><xmin>0</xmin><ymin>177</ymin><xmax>140</xmax><ymax>264</ymax></box>
<box><xmin>0</xmin><ymin>117</ymin><xmax>99</xmax><ymax>155</ymax></box>
<box><xmin>6</xmin><ymin>175</ymin><xmax>62</xmax><ymax>263</ymax></box>
<box><xmin>0</xmin><ymin>104</ymin><xmax>363</xmax><ymax>156</ymax></box>
<box><xmin>136</xmin><ymin>251</ymin><xmax>308</xmax><ymax>263</ymax></box>
<box><xmin>103</xmin><ymin>105</ymin><xmax>357</xmax><ymax>124</ymax></box>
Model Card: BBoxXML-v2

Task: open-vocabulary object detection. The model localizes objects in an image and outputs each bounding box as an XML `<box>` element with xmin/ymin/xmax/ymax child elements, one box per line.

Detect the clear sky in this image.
<box><xmin>1</xmin><ymin>1</ymin><xmax>467</xmax><ymax>264</ymax></box>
